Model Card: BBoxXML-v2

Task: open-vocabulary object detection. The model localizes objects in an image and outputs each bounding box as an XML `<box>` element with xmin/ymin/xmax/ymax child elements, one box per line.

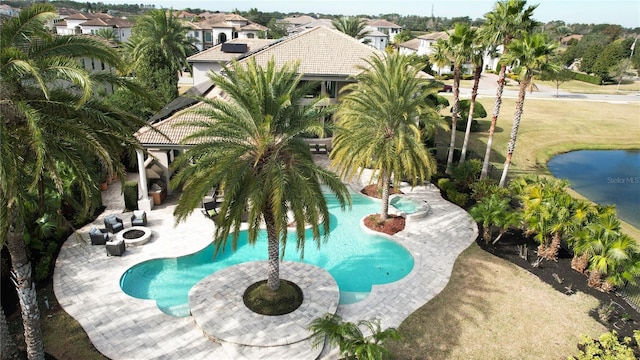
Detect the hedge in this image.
<box><xmin>123</xmin><ymin>181</ymin><xmax>139</xmax><ymax>211</ymax></box>
<box><xmin>572</xmin><ymin>71</ymin><xmax>602</xmax><ymax>85</ymax></box>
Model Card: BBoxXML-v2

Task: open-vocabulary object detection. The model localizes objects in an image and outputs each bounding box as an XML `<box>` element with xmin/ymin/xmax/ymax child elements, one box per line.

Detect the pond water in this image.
<box><xmin>547</xmin><ymin>150</ymin><xmax>640</xmax><ymax>228</ymax></box>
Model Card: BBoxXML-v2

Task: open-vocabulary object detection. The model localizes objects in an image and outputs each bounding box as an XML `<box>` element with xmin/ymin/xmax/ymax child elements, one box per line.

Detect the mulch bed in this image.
<box><xmin>363</xmin><ymin>214</ymin><xmax>406</xmax><ymax>235</ymax></box>
<box><xmin>477</xmin><ymin>230</ymin><xmax>640</xmax><ymax>338</ymax></box>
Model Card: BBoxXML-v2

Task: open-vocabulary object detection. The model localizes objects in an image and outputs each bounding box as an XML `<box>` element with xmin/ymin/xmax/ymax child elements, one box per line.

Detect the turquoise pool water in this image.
<box><xmin>120</xmin><ymin>191</ymin><xmax>414</xmax><ymax>317</ymax></box>
<box><xmin>390</xmin><ymin>196</ymin><xmax>420</xmax><ymax>214</ymax></box>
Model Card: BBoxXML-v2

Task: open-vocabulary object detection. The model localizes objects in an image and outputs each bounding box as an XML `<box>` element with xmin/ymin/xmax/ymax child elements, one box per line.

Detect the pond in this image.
<box><xmin>547</xmin><ymin>150</ymin><xmax>640</xmax><ymax>228</ymax></box>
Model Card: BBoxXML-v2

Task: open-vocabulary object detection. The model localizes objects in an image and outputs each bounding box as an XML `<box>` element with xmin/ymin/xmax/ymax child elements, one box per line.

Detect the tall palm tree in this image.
<box><xmin>1</xmin><ymin>5</ymin><xmax>151</xmax><ymax>358</ymax></box>
<box><xmin>438</xmin><ymin>23</ymin><xmax>475</xmax><ymax>174</ymax></box>
<box><xmin>429</xmin><ymin>40</ymin><xmax>449</xmax><ymax>77</ymax></box>
<box><xmin>330</xmin><ymin>53</ymin><xmax>440</xmax><ymax>221</ymax></box>
<box><xmin>479</xmin><ymin>0</ymin><xmax>539</xmax><ymax>179</ymax></box>
<box><xmin>127</xmin><ymin>9</ymin><xmax>195</xmax><ymax>104</ymax></box>
<box><xmin>459</xmin><ymin>31</ymin><xmax>486</xmax><ymax>163</ymax></box>
<box><xmin>498</xmin><ymin>33</ymin><xmax>558</xmax><ymax>187</ymax></box>
<box><xmin>171</xmin><ymin>59</ymin><xmax>350</xmax><ymax>291</ymax></box>
<box><xmin>332</xmin><ymin>17</ymin><xmax>371</xmax><ymax>40</ymax></box>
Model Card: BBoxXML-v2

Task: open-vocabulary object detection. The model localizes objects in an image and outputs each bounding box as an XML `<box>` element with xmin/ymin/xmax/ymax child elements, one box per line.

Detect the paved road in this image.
<box><xmin>453</xmin><ymin>73</ymin><xmax>640</xmax><ymax>103</ymax></box>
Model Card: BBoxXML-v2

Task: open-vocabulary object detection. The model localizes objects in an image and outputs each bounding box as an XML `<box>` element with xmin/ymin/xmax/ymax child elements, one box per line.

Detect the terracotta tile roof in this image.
<box><xmin>241</xmin><ymin>23</ymin><xmax>268</xmax><ymax>31</ymax></box>
<box><xmin>238</xmin><ymin>26</ymin><xmax>381</xmax><ymax>78</ymax></box>
<box><xmin>281</xmin><ymin>15</ymin><xmax>316</xmax><ymax>26</ymax></box>
<box><xmin>66</xmin><ymin>12</ymin><xmax>112</xmax><ymax>20</ymax></box>
<box><xmin>81</xmin><ymin>17</ymin><xmax>132</xmax><ymax>28</ymax></box>
<box><xmin>225</xmin><ymin>14</ymin><xmax>248</xmax><ymax>22</ymax></box>
<box><xmin>187</xmin><ymin>38</ymin><xmax>277</xmax><ymax>63</ymax></box>
<box><xmin>291</xmin><ymin>18</ymin><xmax>334</xmax><ymax>32</ymax></box>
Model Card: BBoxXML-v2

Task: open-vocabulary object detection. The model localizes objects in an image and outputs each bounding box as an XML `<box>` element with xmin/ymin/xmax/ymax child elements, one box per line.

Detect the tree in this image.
<box><xmin>459</xmin><ymin>29</ymin><xmax>486</xmax><ymax>163</ymax></box>
<box><xmin>438</xmin><ymin>23</ymin><xmax>476</xmax><ymax>173</ymax></box>
<box><xmin>498</xmin><ymin>33</ymin><xmax>558</xmax><ymax>187</ymax></box>
<box><xmin>479</xmin><ymin>0</ymin><xmax>539</xmax><ymax>179</ymax></box>
<box><xmin>127</xmin><ymin>9</ymin><xmax>195</xmax><ymax>105</ymax></box>
<box><xmin>393</xmin><ymin>29</ymin><xmax>413</xmax><ymax>44</ymax></box>
<box><xmin>332</xmin><ymin>16</ymin><xmax>371</xmax><ymax>39</ymax></box>
<box><xmin>330</xmin><ymin>53</ymin><xmax>440</xmax><ymax>221</ymax></box>
<box><xmin>309</xmin><ymin>313</ymin><xmax>401</xmax><ymax>360</ymax></box>
<box><xmin>469</xmin><ymin>193</ymin><xmax>516</xmax><ymax>244</ymax></box>
<box><xmin>171</xmin><ymin>59</ymin><xmax>350</xmax><ymax>291</ymax></box>
<box><xmin>1</xmin><ymin>5</ymin><xmax>152</xmax><ymax>358</ymax></box>
<box><xmin>428</xmin><ymin>40</ymin><xmax>449</xmax><ymax>77</ymax></box>
<box><xmin>540</xmin><ymin>65</ymin><xmax>574</xmax><ymax>97</ymax></box>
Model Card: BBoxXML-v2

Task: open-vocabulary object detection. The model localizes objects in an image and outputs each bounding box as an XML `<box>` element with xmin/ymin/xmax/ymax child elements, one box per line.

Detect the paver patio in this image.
<box><xmin>53</xmin><ymin>160</ymin><xmax>477</xmax><ymax>359</ymax></box>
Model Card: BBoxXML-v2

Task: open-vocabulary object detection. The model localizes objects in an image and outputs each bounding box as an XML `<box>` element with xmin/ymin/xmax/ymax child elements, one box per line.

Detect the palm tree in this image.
<box><xmin>498</xmin><ymin>33</ymin><xmax>558</xmax><ymax>187</ymax></box>
<box><xmin>459</xmin><ymin>33</ymin><xmax>486</xmax><ymax>163</ymax></box>
<box><xmin>330</xmin><ymin>53</ymin><xmax>440</xmax><ymax>221</ymax></box>
<box><xmin>309</xmin><ymin>313</ymin><xmax>401</xmax><ymax>360</ymax></box>
<box><xmin>127</xmin><ymin>9</ymin><xmax>195</xmax><ymax>104</ymax></box>
<box><xmin>469</xmin><ymin>193</ymin><xmax>514</xmax><ymax>244</ymax></box>
<box><xmin>437</xmin><ymin>23</ymin><xmax>475</xmax><ymax>174</ymax></box>
<box><xmin>429</xmin><ymin>40</ymin><xmax>449</xmax><ymax>77</ymax></box>
<box><xmin>332</xmin><ymin>17</ymin><xmax>371</xmax><ymax>40</ymax></box>
<box><xmin>479</xmin><ymin>0</ymin><xmax>539</xmax><ymax>179</ymax></box>
<box><xmin>1</xmin><ymin>5</ymin><xmax>151</xmax><ymax>358</ymax></box>
<box><xmin>171</xmin><ymin>58</ymin><xmax>350</xmax><ymax>291</ymax></box>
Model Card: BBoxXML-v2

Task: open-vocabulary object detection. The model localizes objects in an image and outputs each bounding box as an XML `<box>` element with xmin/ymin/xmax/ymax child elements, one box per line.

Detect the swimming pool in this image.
<box><xmin>120</xmin><ymin>191</ymin><xmax>414</xmax><ymax>317</ymax></box>
<box><xmin>390</xmin><ymin>196</ymin><xmax>420</xmax><ymax>214</ymax></box>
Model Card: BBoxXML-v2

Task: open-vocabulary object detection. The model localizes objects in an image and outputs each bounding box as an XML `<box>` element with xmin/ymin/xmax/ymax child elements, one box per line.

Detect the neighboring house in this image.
<box><xmin>55</xmin><ymin>12</ymin><xmax>114</xmax><ymax>35</ymax></box>
<box><xmin>0</xmin><ymin>4</ymin><xmax>20</xmax><ymax>17</ymax></box>
<box><xmin>286</xmin><ymin>17</ymin><xmax>390</xmax><ymax>51</ymax></box>
<box><xmin>366</xmin><ymin>19</ymin><xmax>402</xmax><ymax>43</ymax></box>
<box><xmin>78</xmin><ymin>17</ymin><xmax>133</xmax><ymax>42</ymax></box>
<box><xmin>560</xmin><ymin>34</ymin><xmax>583</xmax><ymax>46</ymax></box>
<box><xmin>398</xmin><ymin>38</ymin><xmax>420</xmax><ymax>56</ymax></box>
<box><xmin>289</xmin><ymin>18</ymin><xmax>334</xmax><ymax>34</ymax></box>
<box><xmin>363</xmin><ymin>29</ymin><xmax>388</xmax><ymax>52</ymax></box>
<box><xmin>184</xmin><ymin>21</ymin><xmax>205</xmax><ymax>52</ymax></box>
<box><xmin>134</xmin><ymin>26</ymin><xmax>407</xmax><ymax>211</ymax></box>
<box><xmin>187</xmin><ymin>38</ymin><xmax>278</xmax><ymax>85</ymax></box>
<box><xmin>280</xmin><ymin>15</ymin><xmax>317</xmax><ymax>33</ymax></box>
<box><xmin>196</xmin><ymin>13</ymin><xmax>268</xmax><ymax>50</ymax></box>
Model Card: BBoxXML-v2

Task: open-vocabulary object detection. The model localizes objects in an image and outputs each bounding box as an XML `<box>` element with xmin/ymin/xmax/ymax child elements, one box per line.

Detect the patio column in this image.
<box><xmin>136</xmin><ymin>149</ymin><xmax>154</xmax><ymax>211</ymax></box>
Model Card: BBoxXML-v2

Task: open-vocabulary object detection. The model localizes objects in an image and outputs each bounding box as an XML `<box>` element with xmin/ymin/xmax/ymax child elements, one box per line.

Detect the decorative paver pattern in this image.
<box><xmin>190</xmin><ymin>261</ymin><xmax>339</xmax><ymax>346</ymax></box>
<box><xmin>53</xmin><ymin>163</ymin><xmax>478</xmax><ymax>359</ymax></box>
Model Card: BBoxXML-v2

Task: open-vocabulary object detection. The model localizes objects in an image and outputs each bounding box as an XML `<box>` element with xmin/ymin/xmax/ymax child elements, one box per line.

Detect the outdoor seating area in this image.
<box><xmin>89</xmin><ymin>227</ymin><xmax>109</xmax><ymax>245</ymax></box>
<box><xmin>131</xmin><ymin>210</ymin><xmax>147</xmax><ymax>226</ymax></box>
<box><xmin>105</xmin><ymin>238</ymin><xmax>126</xmax><ymax>256</ymax></box>
<box><xmin>104</xmin><ymin>214</ymin><xmax>124</xmax><ymax>233</ymax></box>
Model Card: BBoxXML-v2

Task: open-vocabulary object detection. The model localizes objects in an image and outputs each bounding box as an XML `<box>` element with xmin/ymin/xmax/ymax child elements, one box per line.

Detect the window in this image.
<box><xmin>91</xmin><ymin>59</ymin><xmax>95</xmax><ymax>70</ymax></box>
<box><xmin>325</xmin><ymin>81</ymin><xmax>336</xmax><ymax>98</ymax></box>
<box><xmin>302</xmin><ymin>81</ymin><xmax>321</xmax><ymax>98</ymax></box>
<box><xmin>204</xmin><ymin>31</ymin><xmax>212</xmax><ymax>42</ymax></box>
<box><xmin>232</xmin><ymin>32</ymin><xmax>238</xmax><ymax>39</ymax></box>
<box><xmin>247</xmin><ymin>33</ymin><xmax>255</xmax><ymax>39</ymax></box>
<box><xmin>194</xmin><ymin>31</ymin><xmax>200</xmax><ymax>37</ymax></box>
<box><xmin>101</xmin><ymin>61</ymin><xmax>105</xmax><ymax>70</ymax></box>
<box><xmin>218</xmin><ymin>33</ymin><xmax>227</xmax><ymax>43</ymax></box>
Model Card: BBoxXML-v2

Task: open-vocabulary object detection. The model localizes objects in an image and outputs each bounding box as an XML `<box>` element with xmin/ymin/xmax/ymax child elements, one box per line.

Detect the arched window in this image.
<box><xmin>218</xmin><ymin>33</ymin><xmax>227</xmax><ymax>44</ymax></box>
<box><xmin>232</xmin><ymin>31</ymin><xmax>238</xmax><ymax>39</ymax></box>
<box><xmin>247</xmin><ymin>33</ymin><xmax>255</xmax><ymax>39</ymax></box>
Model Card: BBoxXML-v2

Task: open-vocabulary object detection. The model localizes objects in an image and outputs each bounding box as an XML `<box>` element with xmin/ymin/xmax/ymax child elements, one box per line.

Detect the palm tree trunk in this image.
<box><xmin>446</xmin><ymin>65</ymin><xmax>461</xmax><ymax>174</ymax></box>
<box><xmin>460</xmin><ymin>63</ymin><xmax>483</xmax><ymax>163</ymax></box>
<box><xmin>480</xmin><ymin>63</ymin><xmax>507</xmax><ymax>179</ymax></box>
<box><xmin>5</xmin><ymin>214</ymin><xmax>45</xmax><ymax>360</ymax></box>
<box><xmin>499</xmin><ymin>78</ymin><xmax>529</xmax><ymax>187</ymax></box>
<box><xmin>1</xmin><ymin>304</ymin><xmax>20</xmax><ymax>360</ymax></box>
<box><xmin>263</xmin><ymin>209</ymin><xmax>280</xmax><ymax>291</ymax></box>
<box><xmin>380</xmin><ymin>173</ymin><xmax>390</xmax><ymax>221</ymax></box>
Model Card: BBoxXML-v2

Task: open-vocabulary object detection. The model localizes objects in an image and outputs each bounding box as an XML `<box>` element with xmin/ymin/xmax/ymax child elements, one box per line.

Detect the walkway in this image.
<box><xmin>53</xmin><ymin>167</ymin><xmax>477</xmax><ymax>359</ymax></box>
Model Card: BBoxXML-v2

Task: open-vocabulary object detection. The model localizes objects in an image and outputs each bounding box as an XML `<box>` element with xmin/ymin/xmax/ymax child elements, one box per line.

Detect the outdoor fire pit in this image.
<box><xmin>117</xmin><ymin>226</ymin><xmax>152</xmax><ymax>246</ymax></box>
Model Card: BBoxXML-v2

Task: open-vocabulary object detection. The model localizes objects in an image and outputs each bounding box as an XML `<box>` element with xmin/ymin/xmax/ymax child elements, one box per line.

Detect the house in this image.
<box><xmin>55</xmin><ymin>12</ymin><xmax>114</xmax><ymax>35</ymax></box>
<box><xmin>286</xmin><ymin>17</ymin><xmax>391</xmax><ymax>51</ymax></box>
<box><xmin>560</xmin><ymin>34</ymin><xmax>583</xmax><ymax>46</ymax></box>
<box><xmin>133</xmin><ymin>26</ymin><xmax>396</xmax><ymax>211</ymax></box>
<box><xmin>187</xmin><ymin>38</ymin><xmax>278</xmax><ymax>85</ymax></box>
<box><xmin>77</xmin><ymin>17</ymin><xmax>134</xmax><ymax>42</ymax></box>
<box><xmin>0</xmin><ymin>4</ymin><xmax>20</xmax><ymax>17</ymax></box>
<box><xmin>195</xmin><ymin>13</ymin><xmax>268</xmax><ymax>50</ymax></box>
<box><xmin>366</xmin><ymin>19</ymin><xmax>402</xmax><ymax>43</ymax></box>
<box><xmin>398</xmin><ymin>38</ymin><xmax>420</xmax><ymax>56</ymax></box>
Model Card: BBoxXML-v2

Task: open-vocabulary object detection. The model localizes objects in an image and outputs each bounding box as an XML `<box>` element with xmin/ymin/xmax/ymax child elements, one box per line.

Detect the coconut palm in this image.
<box><xmin>437</xmin><ymin>23</ymin><xmax>476</xmax><ymax>174</ymax></box>
<box><xmin>127</xmin><ymin>9</ymin><xmax>195</xmax><ymax>104</ymax></box>
<box><xmin>332</xmin><ymin>17</ymin><xmax>371</xmax><ymax>40</ymax></box>
<box><xmin>330</xmin><ymin>53</ymin><xmax>440</xmax><ymax>221</ymax></box>
<box><xmin>479</xmin><ymin>0</ymin><xmax>539</xmax><ymax>179</ymax></box>
<box><xmin>1</xmin><ymin>5</ymin><xmax>151</xmax><ymax>358</ymax></box>
<box><xmin>498</xmin><ymin>33</ymin><xmax>557</xmax><ymax>186</ymax></box>
<box><xmin>309</xmin><ymin>313</ymin><xmax>401</xmax><ymax>360</ymax></box>
<box><xmin>459</xmin><ymin>34</ymin><xmax>486</xmax><ymax>163</ymax></box>
<box><xmin>171</xmin><ymin>58</ymin><xmax>350</xmax><ymax>291</ymax></box>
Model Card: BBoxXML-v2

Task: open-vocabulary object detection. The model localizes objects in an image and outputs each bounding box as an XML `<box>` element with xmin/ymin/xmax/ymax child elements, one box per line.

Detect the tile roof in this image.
<box><xmin>225</xmin><ymin>14</ymin><xmax>248</xmax><ymax>22</ymax></box>
<box><xmin>241</xmin><ymin>23</ymin><xmax>268</xmax><ymax>31</ymax></box>
<box><xmin>66</xmin><ymin>12</ymin><xmax>112</xmax><ymax>20</ymax></box>
<box><xmin>418</xmin><ymin>31</ymin><xmax>449</xmax><ymax>41</ymax></box>
<box><xmin>399</xmin><ymin>38</ymin><xmax>420</xmax><ymax>50</ymax></box>
<box><xmin>81</xmin><ymin>17</ymin><xmax>132</xmax><ymax>28</ymax></box>
<box><xmin>239</xmin><ymin>26</ymin><xmax>381</xmax><ymax>78</ymax></box>
<box><xmin>281</xmin><ymin>15</ymin><xmax>316</xmax><ymax>26</ymax></box>
<box><xmin>367</xmin><ymin>19</ymin><xmax>401</xmax><ymax>28</ymax></box>
<box><xmin>187</xmin><ymin>38</ymin><xmax>277</xmax><ymax>63</ymax></box>
<box><xmin>291</xmin><ymin>18</ymin><xmax>334</xmax><ymax>32</ymax></box>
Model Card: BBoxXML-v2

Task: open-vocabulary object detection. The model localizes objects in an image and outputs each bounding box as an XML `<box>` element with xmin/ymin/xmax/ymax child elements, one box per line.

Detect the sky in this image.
<box><xmin>101</xmin><ymin>0</ymin><xmax>640</xmax><ymax>28</ymax></box>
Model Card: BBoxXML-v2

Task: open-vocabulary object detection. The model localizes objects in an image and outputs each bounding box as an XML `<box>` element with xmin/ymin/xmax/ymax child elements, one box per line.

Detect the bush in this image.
<box><xmin>123</xmin><ymin>181</ymin><xmax>139</xmax><ymax>211</ymax></box>
<box><xmin>572</xmin><ymin>71</ymin><xmax>602</xmax><ymax>85</ymax></box>
<box><xmin>446</xmin><ymin>189</ymin><xmax>469</xmax><ymax>207</ymax></box>
<box><xmin>470</xmin><ymin>179</ymin><xmax>510</xmax><ymax>201</ymax></box>
<box><xmin>451</xmin><ymin>159</ymin><xmax>482</xmax><ymax>191</ymax></box>
<box><xmin>570</xmin><ymin>330</ymin><xmax>640</xmax><ymax>360</ymax></box>
<box><xmin>461</xmin><ymin>73</ymin><xmax>474</xmax><ymax>80</ymax></box>
<box><xmin>35</xmin><ymin>241</ymin><xmax>58</xmax><ymax>281</ymax></box>
<box><xmin>437</xmin><ymin>177</ymin><xmax>454</xmax><ymax>192</ymax></box>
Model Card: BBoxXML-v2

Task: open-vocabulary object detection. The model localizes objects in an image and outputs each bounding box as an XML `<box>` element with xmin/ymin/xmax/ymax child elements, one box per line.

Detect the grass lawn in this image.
<box><xmin>435</xmin><ymin>96</ymin><xmax>640</xmax><ymax>240</ymax></box>
<box><xmin>386</xmin><ymin>244</ymin><xmax>606</xmax><ymax>359</ymax></box>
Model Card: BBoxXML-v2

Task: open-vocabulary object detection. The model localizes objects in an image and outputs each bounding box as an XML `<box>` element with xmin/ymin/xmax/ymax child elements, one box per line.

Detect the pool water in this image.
<box><xmin>120</xmin><ymin>191</ymin><xmax>414</xmax><ymax>317</ymax></box>
<box><xmin>390</xmin><ymin>196</ymin><xmax>420</xmax><ymax>214</ymax></box>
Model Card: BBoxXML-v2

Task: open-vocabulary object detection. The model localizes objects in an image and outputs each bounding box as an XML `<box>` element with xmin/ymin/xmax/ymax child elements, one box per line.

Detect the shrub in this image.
<box><xmin>570</xmin><ymin>330</ymin><xmax>640</xmax><ymax>360</ymax></box>
<box><xmin>123</xmin><ymin>181</ymin><xmax>139</xmax><ymax>211</ymax></box>
<box><xmin>470</xmin><ymin>179</ymin><xmax>510</xmax><ymax>201</ymax></box>
<box><xmin>437</xmin><ymin>178</ymin><xmax>454</xmax><ymax>192</ymax></box>
<box><xmin>35</xmin><ymin>241</ymin><xmax>58</xmax><ymax>281</ymax></box>
<box><xmin>451</xmin><ymin>159</ymin><xmax>482</xmax><ymax>191</ymax></box>
<box><xmin>572</xmin><ymin>71</ymin><xmax>602</xmax><ymax>85</ymax></box>
<box><xmin>446</xmin><ymin>189</ymin><xmax>469</xmax><ymax>207</ymax></box>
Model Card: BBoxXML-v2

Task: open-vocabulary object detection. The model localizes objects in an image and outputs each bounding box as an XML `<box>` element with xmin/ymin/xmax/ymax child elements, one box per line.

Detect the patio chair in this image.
<box><xmin>131</xmin><ymin>210</ymin><xmax>147</xmax><ymax>227</ymax></box>
<box><xmin>104</xmin><ymin>214</ymin><xmax>124</xmax><ymax>233</ymax></box>
<box><xmin>89</xmin><ymin>227</ymin><xmax>109</xmax><ymax>245</ymax></box>
<box><xmin>202</xmin><ymin>201</ymin><xmax>217</xmax><ymax>219</ymax></box>
<box><xmin>106</xmin><ymin>239</ymin><xmax>125</xmax><ymax>256</ymax></box>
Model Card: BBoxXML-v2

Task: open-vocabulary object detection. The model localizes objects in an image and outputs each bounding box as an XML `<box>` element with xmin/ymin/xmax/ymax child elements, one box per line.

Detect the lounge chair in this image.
<box><xmin>89</xmin><ymin>227</ymin><xmax>109</xmax><ymax>245</ymax></box>
<box><xmin>202</xmin><ymin>201</ymin><xmax>218</xmax><ymax>218</ymax></box>
<box><xmin>104</xmin><ymin>215</ymin><xmax>124</xmax><ymax>233</ymax></box>
<box><xmin>131</xmin><ymin>210</ymin><xmax>147</xmax><ymax>226</ymax></box>
<box><xmin>106</xmin><ymin>239</ymin><xmax>125</xmax><ymax>256</ymax></box>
